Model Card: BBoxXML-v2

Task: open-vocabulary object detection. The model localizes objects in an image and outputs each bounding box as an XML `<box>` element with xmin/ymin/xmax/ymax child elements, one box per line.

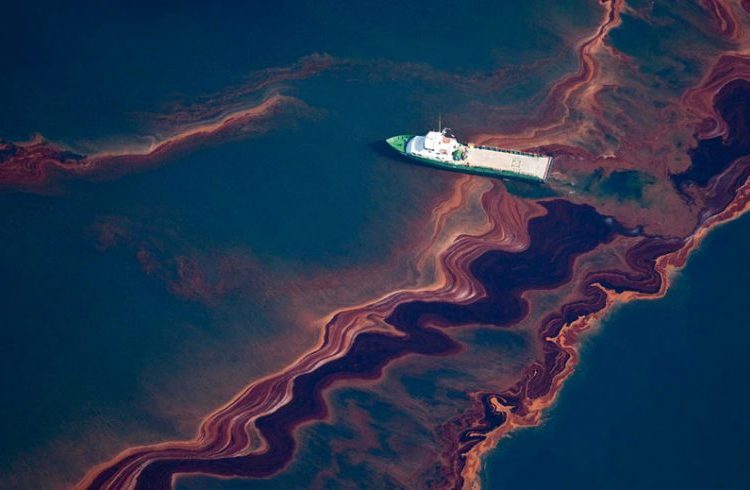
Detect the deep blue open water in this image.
<box><xmin>3</xmin><ymin>1</ymin><xmax>748</xmax><ymax>488</ymax></box>
<box><xmin>1</xmin><ymin>1</ymin><xmax>598</xmax><ymax>485</ymax></box>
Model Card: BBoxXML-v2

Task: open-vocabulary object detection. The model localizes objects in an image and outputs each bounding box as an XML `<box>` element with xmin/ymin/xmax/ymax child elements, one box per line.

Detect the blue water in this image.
<box><xmin>2</xmin><ymin>0</ymin><xmax>596</xmax><ymax>142</ymax></box>
<box><xmin>9</xmin><ymin>1</ymin><xmax>725</xmax><ymax>488</ymax></box>
<box><xmin>2</xmin><ymin>1</ymin><xmax>600</xmax><ymax>485</ymax></box>
<box><xmin>483</xmin><ymin>213</ymin><xmax>750</xmax><ymax>489</ymax></box>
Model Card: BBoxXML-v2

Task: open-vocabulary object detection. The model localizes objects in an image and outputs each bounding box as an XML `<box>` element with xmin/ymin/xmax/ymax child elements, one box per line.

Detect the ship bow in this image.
<box><xmin>386</xmin><ymin>135</ymin><xmax>412</xmax><ymax>154</ymax></box>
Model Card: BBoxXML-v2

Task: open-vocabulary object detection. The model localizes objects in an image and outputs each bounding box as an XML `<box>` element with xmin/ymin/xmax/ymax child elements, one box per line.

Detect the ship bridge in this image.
<box><xmin>406</xmin><ymin>130</ymin><xmax>461</xmax><ymax>163</ymax></box>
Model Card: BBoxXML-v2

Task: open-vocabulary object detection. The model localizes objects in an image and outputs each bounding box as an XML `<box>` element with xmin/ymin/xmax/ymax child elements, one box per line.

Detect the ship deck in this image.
<box><xmin>466</xmin><ymin>146</ymin><xmax>551</xmax><ymax>181</ymax></box>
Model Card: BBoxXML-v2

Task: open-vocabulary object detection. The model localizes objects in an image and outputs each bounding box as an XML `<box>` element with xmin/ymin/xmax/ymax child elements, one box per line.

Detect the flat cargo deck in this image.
<box><xmin>466</xmin><ymin>146</ymin><xmax>551</xmax><ymax>181</ymax></box>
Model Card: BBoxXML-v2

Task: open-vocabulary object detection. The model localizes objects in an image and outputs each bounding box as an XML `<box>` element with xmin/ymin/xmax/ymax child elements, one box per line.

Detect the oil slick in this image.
<box><xmin>2</xmin><ymin>1</ymin><xmax>750</xmax><ymax>489</ymax></box>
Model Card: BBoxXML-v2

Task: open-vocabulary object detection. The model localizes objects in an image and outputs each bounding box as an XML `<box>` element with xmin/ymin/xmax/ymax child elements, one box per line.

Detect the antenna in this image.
<box><xmin>439</xmin><ymin>113</ymin><xmax>442</xmax><ymax>132</ymax></box>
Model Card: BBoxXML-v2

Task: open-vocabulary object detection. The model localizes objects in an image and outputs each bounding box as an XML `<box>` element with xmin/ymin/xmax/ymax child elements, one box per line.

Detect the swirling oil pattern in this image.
<box><xmin>2</xmin><ymin>1</ymin><xmax>750</xmax><ymax>489</ymax></box>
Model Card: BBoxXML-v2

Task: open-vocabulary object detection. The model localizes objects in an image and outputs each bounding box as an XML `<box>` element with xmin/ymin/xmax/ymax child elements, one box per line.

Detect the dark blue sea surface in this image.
<box><xmin>1</xmin><ymin>1</ymin><xmax>600</xmax><ymax>485</ymax></box>
<box><xmin>6</xmin><ymin>1</ymin><xmax>746</xmax><ymax>489</ymax></box>
<box><xmin>2</xmin><ymin>0</ymin><xmax>595</xmax><ymax>143</ymax></box>
<box><xmin>482</xmin><ymin>212</ymin><xmax>750</xmax><ymax>489</ymax></box>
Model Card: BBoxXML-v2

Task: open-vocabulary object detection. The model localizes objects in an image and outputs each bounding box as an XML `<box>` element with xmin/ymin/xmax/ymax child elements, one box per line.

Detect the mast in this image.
<box><xmin>439</xmin><ymin>113</ymin><xmax>442</xmax><ymax>132</ymax></box>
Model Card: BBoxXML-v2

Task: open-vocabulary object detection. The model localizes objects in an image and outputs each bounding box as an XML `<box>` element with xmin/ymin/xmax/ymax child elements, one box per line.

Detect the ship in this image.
<box><xmin>386</xmin><ymin>127</ymin><xmax>552</xmax><ymax>183</ymax></box>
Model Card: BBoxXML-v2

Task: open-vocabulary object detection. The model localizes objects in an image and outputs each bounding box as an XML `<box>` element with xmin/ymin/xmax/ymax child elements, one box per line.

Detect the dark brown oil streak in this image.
<box><xmin>454</xmin><ymin>75</ymin><xmax>750</xmax><ymax>488</ymax></box>
<box><xmin>60</xmin><ymin>3</ymin><xmax>750</xmax><ymax>488</ymax></box>
<box><xmin>428</xmin><ymin>235</ymin><xmax>682</xmax><ymax>488</ymax></box>
<box><xmin>0</xmin><ymin>94</ymin><xmax>302</xmax><ymax>193</ymax></box>
<box><xmin>87</xmin><ymin>200</ymin><xmax>623</xmax><ymax>489</ymax></box>
<box><xmin>673</xmin><ymin>80</ymin><xmax>750</xmax><ymax>196</ymax></box>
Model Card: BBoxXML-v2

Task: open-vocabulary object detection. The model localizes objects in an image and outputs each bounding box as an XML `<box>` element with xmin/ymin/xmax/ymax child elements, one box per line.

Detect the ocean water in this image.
<box><xmin>1</xmin><ymin>1</ymin><xmax>601</xmax><ymax>487</ymax></box>
<box><xmin>482</xmin><ymin>212</ymin><xmax>750</xmax><ymax>489</ymax></box>
<box><xmin>2</xmin><ymin>0</ymin><xmax>597</xmax><ymax>143</ymax></box>
<box><xmin>9</xmin><ymin>2</ymin><xmax>747</xmax><ymax>489</ymax></box>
